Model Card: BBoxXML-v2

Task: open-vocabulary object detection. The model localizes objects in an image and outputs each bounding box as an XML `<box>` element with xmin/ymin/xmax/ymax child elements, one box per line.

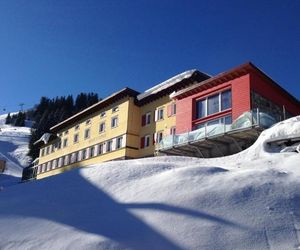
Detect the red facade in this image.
<box><xmin>174</xmin><ymin>63</ymin><xmax>300</xmax><ymax>134</ymax></box>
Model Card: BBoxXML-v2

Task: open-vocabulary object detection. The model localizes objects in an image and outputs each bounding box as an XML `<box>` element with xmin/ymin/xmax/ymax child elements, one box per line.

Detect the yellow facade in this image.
<box><xmin>139</xmin><ymin>96</ymin><xmax>176</xmax><ymax>157</ymax></box>
<box><xmin>36</xmin><ymin>95</ymin><xmax>140</xmax><ymax>179</ymax></box>
<box><xmin>35</xmin><ymin>92</ymin><xmax>177</xmax><ymax>179</ymax></box>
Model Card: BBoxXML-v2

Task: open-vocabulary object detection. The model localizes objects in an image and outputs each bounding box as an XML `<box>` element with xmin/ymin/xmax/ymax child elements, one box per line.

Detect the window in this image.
<box><xmin>90</xmin><ymin>146</ymin><xmax>95</xmax><ymax>158</ymax></box>
<box><xmin>196</xmin><ymin>99</ymin><xmax>206</xmax><ymax>119</ymax></box>
<box><xmin>42</xmin><ymin>163</ymin><xmax>46</xmax><ymax>172</ymax></box>
<box><xmin>57</xmin><ymin>141</ymin><xmax>62</xmax><ymax>150</ymax></box>
<box><xmin>141</xmin><ymin>135</ymin><xmax>150</xmax><ymax>148</ymax></box>
<box><xmin>167</xmin><ymin>103</ymin><xmax>176</xmax><ymax>117</ymax></box>
<box><xmin>156</xmin><ymin>131</ymin><xmax>163</xmax><ymax>143</ymax></box>
<box><xmin>51</xmin><ymin>144</ymin><xmax>55</xmax><ymax>153</ymax></box>
<box><xmin>111</xmin><ymin>116</ymin><xmax>118</xmax><ymax>128</ymax></box>
<box><xmin>112</xmin><ymin>106</ymin><xmax>119</xmax><ymax>112</ymax></box>
<box><xmin>155</xmin><ymin>108</ymin><xmax>164</xmax><ymax>121</ymax></box>
<box><xmin>47</xmin><ymin>162</ymin><xmax>51</xmax><ymax>171</ymax></box>
<box><xmin>75</xmin><ymin>125</ymin><xmax>80</xmax><ymax>131</ymax></box>
<box><xmin>170</xmin><ymin>126</ymin><xmax>176</xmax><ymax>135</ymax></box>
<box><xmin>142</xmin><ymin>112</ymin><xmax>151</xmax><ymax>126</ymax></box>
<box><xmin>63</xmin><ymin>138</ymin><xmax>68</xmax><ymax>148</ymax></box>
<box><xmin>98</xmin><ymin>144</ymin><xmax>104</xmax><ymax>155</ymax></box>
<box><xmin>46</xmin><ymin>146</ymin><xmax>50</xmax><ymax>155</ymax></box>
<box><xmin>85</xmin><ymin>119</ymin><xmax>91</xmax><ymax>125</ymax></box>
<box><xmin>207</xmin><ymin>118</ymin><xmax>220</xmax><ymax>126</ymax></box>
<box><xmin>41</xmin><ymin>148</ymin><xmax>45</xmax><ymax>157</ymax></box>
<box><xmin>116</xmin><ymin>137</ymin><xmax>123</xmax><ymax>149</ymax></box>
<box><xmin>207</xmin><ymin>94</ymin><xmax>219</xmax><ymax>115</ymax></box>
<box><xmin>58</xmin><ymin>157</ymin><xmax>63</xmax><ymax>168</ymax></box>
<box><xmin>145</xmin><ymin>135</ymin><xmax>150</xmax><ymax>147</ymax></box>
<box><xmin>64</xmin><ymin>130</ymin><xmax>69</xmax><ymax>135</ymax></box>
<box><xmin>73</xmin><ymin>133</ymin><xmax>79</xmax><ymax>143</ymax></box>
<box><xmin>82</xmin><ymin>149</ymin><xmax>87</xmax><ymax>160</ymax></box>
<box><xmin>106</xmin><ymin>140</ymin><xmax>113</xmax><ymax>152</ymax></box>
<box><xmin>99</xmin><ymin>122</ymin><xmax>105</xmax><ymax>133</ymax></box>
<box><xmin>194</xmin><ymin>115</ymin><xmax>232</xmax><ymax>130</ymax></box>
<box><xmin>221</xmin><ymin>90</ymin><xmax>232</xmax><ymax>111</ymax></box>
<box><xmin>84</xmin><ymin>128</ymin><xmax>90</xmax><ymax>139</ymax></box>
<box><xmin>100</xmin><ymin>111</ymin><xmax>106</xmax><ymax>118</ymax></box>
<box><xmin>195</xmin><ymin>89</ymin><xmax>232</xmax><ymax>119</ymax></box>
<box><xmin>146</xmin><ymin>112</ymin><xmax>151</xmax><ymax>125</ymax></box>
<box><xmin>64</xmin><ymin>155</ymin><xmax>70</xmax><ymax>165</ymax></box>
<box><xmin>52</xmin><ymin>159</ymin><xmax>57</xmax><ymax>169</ymax></box>
<box><xmin>72</xmin><ymin>152</ymin><xmax>78</xmax><ymax>163</ymax></box>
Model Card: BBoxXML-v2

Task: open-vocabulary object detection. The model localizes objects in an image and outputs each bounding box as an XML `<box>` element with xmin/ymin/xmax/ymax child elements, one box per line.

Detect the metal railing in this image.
<box><xmin>156</xmin><ymin>109</ymin><xmax>277</xmax><ymax>151</ymax></box>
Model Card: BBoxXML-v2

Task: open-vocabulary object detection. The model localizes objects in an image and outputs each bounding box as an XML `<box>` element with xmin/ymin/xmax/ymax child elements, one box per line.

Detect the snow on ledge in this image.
<box><xmin>137</xmin><ymin>69</ymin><xmax>197</xmax><ymax>100</ymax></box>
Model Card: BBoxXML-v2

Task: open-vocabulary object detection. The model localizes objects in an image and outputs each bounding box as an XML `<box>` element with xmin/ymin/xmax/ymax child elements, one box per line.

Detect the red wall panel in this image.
<box><xmin>250</xmin><ymin>72</ymin><xmax>300</xmax><ymax>115</ymax></box>
<box><xmin>176</xmin><ymin>74</ymin><xmax>252</xmax><ymax>133</ymax></box>
<box><xmin>231</xmin><ymin>74</ymin><xmax>251</xmax><ymax>120</ymax></box>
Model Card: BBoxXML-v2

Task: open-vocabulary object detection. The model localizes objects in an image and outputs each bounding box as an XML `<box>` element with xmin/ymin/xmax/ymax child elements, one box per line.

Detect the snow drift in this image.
<box><xmin>0</xmin><ymin>116</ymin><xmax>300</xmax><ymax>250</ymax></box>
<box><xmin>0</xmin><ymin>114</ymin><xmax>31</xmax><ymax>177</ymax></box>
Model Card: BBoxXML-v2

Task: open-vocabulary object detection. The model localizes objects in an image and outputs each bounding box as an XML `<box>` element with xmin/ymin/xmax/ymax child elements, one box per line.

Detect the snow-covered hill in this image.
<box><xmin>0</xmin><ymin>116</ymin><xmax>300</xmax><ymax>250</ymax></box>
<box><xmin>0</xmin><ymin>114</ymin><xmax>31</xmax><ymax>177</ymax></box>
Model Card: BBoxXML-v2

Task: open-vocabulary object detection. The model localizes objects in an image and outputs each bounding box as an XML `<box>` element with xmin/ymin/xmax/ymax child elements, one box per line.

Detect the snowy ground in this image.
<box><xmin>0</xmin><ymin>116</ymin><xmax>300</xmax><ymax>249</ymax></box>
<box><xmin>0</xmin><ymin>114</ymin><xmax>31</xmax><ymax>177</ymax></box>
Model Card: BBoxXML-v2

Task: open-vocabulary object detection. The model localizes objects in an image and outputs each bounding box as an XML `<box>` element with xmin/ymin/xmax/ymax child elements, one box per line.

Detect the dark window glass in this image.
<box><xmin>207</xmin><ymin>94</ymin><xmax>219</xmax><ymax>115</ymax></box>
<box><xmin>107</xmin><ymin>140</ymin><xmax>113</xmax><ymax>152</ymax></box>
<box><xmin>196</xmin><ymin>99</ymin><xmax>206</xmax><ymax>119</ymax></box>
<box><xmin>221</xmin><ymin>90</ymin><xmax>232</xmax><ymax>110</ymax></box>
<box><xmin>116</xmin><ymin>137</ymin><xmax>123</xmax><ymax>149</ymax></box>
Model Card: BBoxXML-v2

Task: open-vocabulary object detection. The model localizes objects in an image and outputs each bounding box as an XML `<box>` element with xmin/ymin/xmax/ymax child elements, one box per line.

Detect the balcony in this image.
<box><xmin>156</xmin><ymin>109</ymin><xmax>277</xmax><ymax>158</ymax></box>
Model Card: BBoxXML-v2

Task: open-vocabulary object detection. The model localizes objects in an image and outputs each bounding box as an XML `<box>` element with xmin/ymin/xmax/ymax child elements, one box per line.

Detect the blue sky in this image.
<box><xmin>0</xmin><ymin>0</ymin><xmax>299</xmax><ymax>114</ymax></box>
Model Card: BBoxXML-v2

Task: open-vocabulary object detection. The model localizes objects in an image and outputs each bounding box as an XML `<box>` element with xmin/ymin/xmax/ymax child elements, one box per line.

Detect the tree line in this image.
<box><xmin>5</xmin><ymin>93</ymin><xmax>99</xmax><ymax>162</ymax></box>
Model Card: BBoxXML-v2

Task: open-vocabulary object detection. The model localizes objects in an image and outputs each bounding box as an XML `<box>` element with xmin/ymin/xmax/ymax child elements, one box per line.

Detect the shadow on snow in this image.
<box><xmin>0</xmin><ymin>168</ymin><xmax>250</xmax><ymax>249</ymax></box>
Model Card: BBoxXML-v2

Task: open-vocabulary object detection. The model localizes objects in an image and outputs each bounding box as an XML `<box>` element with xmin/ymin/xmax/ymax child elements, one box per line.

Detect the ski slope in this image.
<box><xmin>0</xmin><ymin>116</ymin><xmax>300</xmax><ymax>250</ymax></box>
<box><xmin>0</xmin><ymin>114</ymin><xmax>31</xmax><ymax>177</ymax></box>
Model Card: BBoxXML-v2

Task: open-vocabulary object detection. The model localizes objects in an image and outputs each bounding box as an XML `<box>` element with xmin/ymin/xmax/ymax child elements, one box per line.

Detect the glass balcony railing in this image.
<box><xmin>156</xmin><ymin>109</ymin><xmax>278</xmax><ymax>151</ymax></box>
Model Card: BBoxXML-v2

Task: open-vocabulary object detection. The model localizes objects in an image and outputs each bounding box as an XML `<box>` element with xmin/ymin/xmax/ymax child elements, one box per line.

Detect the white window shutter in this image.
<box><xmin>154</xmin><ymin>109</ymin><xmax>158</xmax><ymax>121</ymax></box>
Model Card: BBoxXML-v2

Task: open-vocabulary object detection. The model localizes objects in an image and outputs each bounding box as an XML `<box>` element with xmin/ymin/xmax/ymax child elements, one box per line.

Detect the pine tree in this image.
<box><xmin>5</xmin><ymin>113</ymin><xmax>11</xmax><ymax>124</ymax></box>
<box><xmin>14</xmin><ymin>112</ymin><xmax>25</xmax><ymax>127</ymax></box>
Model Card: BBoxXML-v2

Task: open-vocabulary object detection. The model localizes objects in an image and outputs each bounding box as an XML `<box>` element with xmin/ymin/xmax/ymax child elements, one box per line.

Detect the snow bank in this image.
<box><xmin>0</xmin><ymin>114</ymin><xmax>31</xmax><ymax>177</ymax></box>
<box><xmin>0</xmin><ymin>116</ymin><xmax>300</xmax><ymax>250</ymax></box>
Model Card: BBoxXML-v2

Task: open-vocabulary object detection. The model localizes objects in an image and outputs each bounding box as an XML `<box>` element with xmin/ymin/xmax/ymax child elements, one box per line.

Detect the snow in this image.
<box><xmin>0</xmin><ymin>114</ymin><xmax>31</xmax><ymax>177</ymax></box>
<box><xmin>34</xmin><ymin>133</ymin><xmax>55</xmax><ymax>145</ymax></box>
<box><xmin>137</xmin><ymin>70</ymin><xmax>197</xmax><ymax>100</ymax></box>
<box><xmin>0</xmin><ymin>116</ymin><xmax>300</xmax><ymax>249</ymax></box>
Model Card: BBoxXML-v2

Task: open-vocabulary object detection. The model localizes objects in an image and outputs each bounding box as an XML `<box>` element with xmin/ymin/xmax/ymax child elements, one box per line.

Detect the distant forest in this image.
<box><xmin>5</xmin><ymin>93</ymin><xmax>99</xmax><ymax>162</ymax></box>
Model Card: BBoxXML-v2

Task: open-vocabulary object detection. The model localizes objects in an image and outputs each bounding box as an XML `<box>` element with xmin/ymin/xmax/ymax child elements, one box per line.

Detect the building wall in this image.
<box><xmin>250</xmin><ymin>71</ymin><xmax>300</xmax><ymax>116</ymax></box>
<box><xmin>139</xmin><ymin>95</ymin><xmax>176</xmax><ymax>157</ymax></box>
<box><xmin>37</xmin><ymin>148</ymin><xmax>127</xmax><ymax>179</ymax></box>
<box><xmin>231</xmin><ymin>74</ymin><xmax>251</xmax><ymax>120</ymax></box>
<box><xmin>36</xmin><ymin>97</ymin><xmax>137</xmax><ymax>179</ymax></box>
<box><xmin>175</xmin><ymin>74</ymin><xmax>251</xmax><ymax>133</ymax></box>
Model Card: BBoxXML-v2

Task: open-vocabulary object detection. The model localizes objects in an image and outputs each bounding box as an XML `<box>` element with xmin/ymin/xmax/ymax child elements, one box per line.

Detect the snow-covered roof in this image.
<box><xmin>34</xmin><ymin>133</ymin><xmax>57</xmax><ymax>146</ymax></box>
<box><xmin>137</xmin><ymin>69</ymin><xmax>197</xmax><ymax>101</ymax></box>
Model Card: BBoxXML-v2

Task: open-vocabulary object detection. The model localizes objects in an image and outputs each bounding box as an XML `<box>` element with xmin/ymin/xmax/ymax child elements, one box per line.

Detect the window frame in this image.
<box><xmin>144</xmin><ymin>135</ymin><xmax>150</xmax><ymax>147</ymax></box>
<box><xmin>116</xmin><ymin>136</ymin><xmax>123</xmax><ymax>149</ymax></box>
<box><xmin>73</xmin><ymin>133</ymin><xmax>79</xmax><ymax>144</ymax></box>
<box><xmin>99</xmin><ymin>122</ymin><xmax>106</xmax><ymax>133</ymax></box>
<box><xmin>63</xmin><ymin>138</ymin><xmax>68</xmax><ymax>148</ymax></box>
<box><xmin>111</xmin><ymin>116</ymin><xmax>118</xmax><ymax>128</ymax></box>
<box><xmin>146</xmin><ymin>112</ymin><xmax>151</xmax><ymax>125</ymax></box>
<box><xmin>106</xmin><ymin>140</ymin><xmax>113</xmax><ymax>152</ymax></box>
<box><xmin>112</xmin><ymin>106</ymin><xmax>119</xmax><ymax>113</ymax></box>
<box><xmin>84</xmin><ymin>128</ymin><xmax>90</xmax><ymax>140</ymax></box>
<box><xmin>100</xmin><ymin>111</ymin><xmax>106</xmax><ymax>118</ymax></box>
<box><xmin>195</xmin><ymin>89</ymin><xmax>232</xmax><ymax>120</ymax></box>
